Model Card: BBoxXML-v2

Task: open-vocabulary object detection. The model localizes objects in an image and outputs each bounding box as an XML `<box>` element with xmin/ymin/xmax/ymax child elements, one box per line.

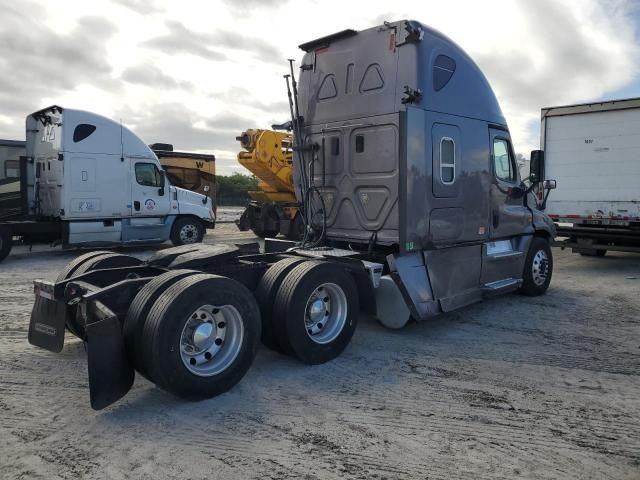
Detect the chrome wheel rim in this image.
<box><xmin>180</xmin><ymin>224</ymin><xmax>199</xmax><ymax>243</ymax></box>
<box><xmin>304</xmin><ymin>282</ymin><xmax>347</xmax><ymax>344</ymax></box>
<box><xmin>179</xmin><ymin>304</ymin><xmax>244</xmax><ymax>376</ymax></box>
<box><xmin>532</xmin><ymin>250</ymin><xmax>549</xmax><ymax>286</ymax></box>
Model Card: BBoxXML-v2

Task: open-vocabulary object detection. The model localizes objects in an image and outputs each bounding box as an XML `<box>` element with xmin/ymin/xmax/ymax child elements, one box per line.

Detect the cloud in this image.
<box><xmin>112</xmin><ymin>0</ymin><xmax>163</xmax><ymax>15</ymax></box>
<box><xmin>121</xmin><ymin>64</ymin><xmax>194</xmax><ymax>90</ymax></box>
<box><xmin>470</xmin><ymin>0</ymin><xmax>639</xmax><ymax>149</ymax></box>
<box><xmin>142</xmin><ymin>20</ymin><xmax>283</xmax><ymax>64</ymax></box>
<box><xmin>221</xmin><ymin>0</ymin><xmax>282</xmax><ymax>13</ymax></box>
<box><xmin>117</xmin><ymin>103</ymin><xmax>254</xmax><ymax>173</ymax></box>
<box><xmin>0</xmin><ymin>4</ymin><xmax>120</xmax><ymax>132</ymax></box>
<box><xmin>142</xmin><ymin>21</ymin><xmax>227</xmax><ymax>61</ymax></box>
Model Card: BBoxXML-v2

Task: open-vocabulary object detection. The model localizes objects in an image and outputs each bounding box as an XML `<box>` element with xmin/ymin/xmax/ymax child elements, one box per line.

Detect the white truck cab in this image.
<box><xmin>26</xmin><ymin>105</ymin><xmax>214</xmax><ymax>247</ymax></box>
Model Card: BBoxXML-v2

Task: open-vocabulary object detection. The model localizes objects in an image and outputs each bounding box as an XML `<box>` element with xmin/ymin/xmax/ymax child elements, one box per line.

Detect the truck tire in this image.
<box><xmin>254</xmin><ymin>257</ymin><xmax>306</xmax><ymax>351</ymax></box>
<box><xmin>140</xmin><ymin>274</ymin><xmax>261</xmax><ymax>400</ymax></box>
<box><xmin>519</xmin><ymin>237</ymin><xmax>553</xmax><ymax>296</ymax></box>
<box><xmin>0</xmin><ymin>226</ymin><xmax>13</xmax><ymax>263</ymax></box>
<box><xmin>55</xmin><ymin>250</ymin><xmax>114</xmax><ymax>283</ymax></box>
<box><xmin>273</xmin><ymin>261</ymin><xmax>359</xmax><ymax>365</ymax></box>
<box><xmin>171</xmin><ymin>217</ymin><xmax>204</xmax><ymax>246</ymax></box>
<box><xmin>123</xmin><ymin>269</ymin><xmax>196</xmax><ymax>379</ymax></box>
<box><xmin>56</xmin><ymin>250</ymin><xmax>113</xmax><ymax>337</ymax></box>
<box><xmin>66</xmin><ymin>252</ymin><xmax>142</xmax><ymax>338</ymax></box>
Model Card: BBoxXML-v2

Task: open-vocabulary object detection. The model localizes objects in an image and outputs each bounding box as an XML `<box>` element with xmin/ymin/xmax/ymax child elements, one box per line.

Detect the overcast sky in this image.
<box><xmin>1</xmin><ymin>0</ymin><xmax>639</xmax><ymax>174</ymax></box>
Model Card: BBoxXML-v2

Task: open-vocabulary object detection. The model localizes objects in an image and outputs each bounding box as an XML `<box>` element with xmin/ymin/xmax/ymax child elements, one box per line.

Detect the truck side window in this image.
<box><xmin>493</xmin><ymin>138</ymin><xmax>515</xmax><ymax>182</ymax></box>
<box><xmin>73</xmin><ymin>124</ymin><xmax>96</xmax><ymax>143</ymax></box>
<box><xmin>135</xmin><ymin>163</ymin><xmax>162</xmax><ymax>187</ymax></box>
<box><xmin>440</xmin><ymin>137</ymin><xmax>455</xmax><ymax>184</ymax></box>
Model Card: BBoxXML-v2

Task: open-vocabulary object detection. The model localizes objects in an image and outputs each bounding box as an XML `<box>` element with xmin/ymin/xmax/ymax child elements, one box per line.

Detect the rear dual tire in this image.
<box><xmin>135</xmin><ymin>274</ymin><xmax>261</xmax><ymax>400</ymax></box>
<box><xmin>271</xmin><ymin>261</ymin><xmax>359</xmax><ymax>365</ymax></box>
<box><xmin>57</xmin><ymin>251</ymin><xmax>141</xmax><ymax>338</ymax></box>
<box><xmin>254</xmin><ymin>257</ymin><xmax>306</xmax><ymax>351</ymax></box>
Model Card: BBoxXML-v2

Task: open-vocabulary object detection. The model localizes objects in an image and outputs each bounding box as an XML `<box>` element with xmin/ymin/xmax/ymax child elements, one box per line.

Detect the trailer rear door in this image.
<box><xmin>544</xmin><ymin>108</ymin><xmax>640</xmax><ymax>219</ymax></box>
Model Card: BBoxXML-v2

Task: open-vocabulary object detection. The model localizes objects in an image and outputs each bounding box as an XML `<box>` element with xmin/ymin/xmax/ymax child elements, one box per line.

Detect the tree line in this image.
<box><xmin>215</xmin><ymin>173</ymin><xmax>259</xmax><ymax>206</ymax></box>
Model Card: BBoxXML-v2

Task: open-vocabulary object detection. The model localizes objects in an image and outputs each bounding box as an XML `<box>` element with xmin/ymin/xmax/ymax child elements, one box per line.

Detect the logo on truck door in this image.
<box><xmin>145</xmin><ymin>199</ymin><xmax>156</xmax><ymax>211</ymax></box>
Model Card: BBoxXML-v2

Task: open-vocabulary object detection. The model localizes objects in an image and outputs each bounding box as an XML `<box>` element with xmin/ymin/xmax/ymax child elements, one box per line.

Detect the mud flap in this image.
<box><xmin>28</xmin><ymin>281</ymin><xmax>67</xmax><ymax>353</ymax></box>
<box><xmin>85</xmin><ymin>303</ymin><xmax>134</xmax><ymax>410</ymax></box>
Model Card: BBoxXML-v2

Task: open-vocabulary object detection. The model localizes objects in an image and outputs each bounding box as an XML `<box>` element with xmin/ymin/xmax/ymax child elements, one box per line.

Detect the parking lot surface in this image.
<box><xmin>1</xmin><ymin>225</ymin><xmax>639</xmax><ymax>479</ymax></box>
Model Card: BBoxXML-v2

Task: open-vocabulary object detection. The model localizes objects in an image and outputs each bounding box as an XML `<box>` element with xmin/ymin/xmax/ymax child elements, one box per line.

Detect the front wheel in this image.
<box><xmin>171</xmin><ymin>217</ymin><xmax>204</xmax><ymax>245</ymax></box>
<box><xmin>519</xmin><ymin>237</ymin><xmax>553</xmax><ymax>296</ymax></box>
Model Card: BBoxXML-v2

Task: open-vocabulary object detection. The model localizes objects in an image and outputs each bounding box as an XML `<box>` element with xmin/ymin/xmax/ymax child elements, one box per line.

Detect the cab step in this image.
<box><xmin>481</xmin><ymin>278</ymin><xmax>521</xmax><ymax>297</ymax></box>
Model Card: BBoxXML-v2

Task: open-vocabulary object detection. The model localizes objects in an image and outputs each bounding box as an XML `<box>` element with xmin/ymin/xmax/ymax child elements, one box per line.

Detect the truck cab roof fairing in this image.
<box><xmin>297</xmin><ymin>20</ymin><xmax>506</xmax><ymax>128</ymax></box>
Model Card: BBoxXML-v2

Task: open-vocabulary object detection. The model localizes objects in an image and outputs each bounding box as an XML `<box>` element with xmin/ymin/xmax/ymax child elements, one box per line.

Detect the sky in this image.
<box><xmin>1</xmin><ymin>0</ymin><xmax>639</xmax><ymax>175</ymax></box>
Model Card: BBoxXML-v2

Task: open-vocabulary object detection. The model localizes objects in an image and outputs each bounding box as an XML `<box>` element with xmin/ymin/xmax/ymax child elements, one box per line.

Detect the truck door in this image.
<box><xmin>488</xmin><ymin>129</ymin><xmax>530</xmax><ymax>240</ymax></box>
<box><xmin>130</xmin><ymin>161</ymin><xmax>171</xmax><ymax>217</ymax></box>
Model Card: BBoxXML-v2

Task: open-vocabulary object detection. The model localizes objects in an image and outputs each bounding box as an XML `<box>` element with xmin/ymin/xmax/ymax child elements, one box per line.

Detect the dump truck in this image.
<box><xmin>235</xmin><ymin>129</ymin><xmax>305</xmax><ymax>240</ymax></box>
<box><xmin>28</xmin><ymin>20</ymin><xmax>557</xmax><ymax>410</ymax></box>
<box><xmin>0</xmin><ymin>106</ymin><xmax>215</xmax><ymax>262</ymax></box>
<box><xmin>542</xmin><ymin>98</ymin><xmax>640</xmax><ymax>255</ymax></box>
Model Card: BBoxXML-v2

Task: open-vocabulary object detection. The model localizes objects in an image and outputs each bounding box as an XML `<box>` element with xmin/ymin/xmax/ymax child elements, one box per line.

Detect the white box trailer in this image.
<box><xmin>542</xmin><ymin>98</ymin><xmax>640</xmax><ymax>255</ymax></box>
<box><xmin>0</xmin><ymin>106</ymin><xmax>216</xmax><ymax>262</ymax></box>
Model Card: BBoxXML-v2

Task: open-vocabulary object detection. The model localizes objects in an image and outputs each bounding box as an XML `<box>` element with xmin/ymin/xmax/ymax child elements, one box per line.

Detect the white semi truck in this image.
<box><xmin>0</xmin><ymin>106</ymin><xmax>215</xmax><ymax>262</ymax></box>
<box><xmin>542</xmin><ymin>98</ymin><xmax>640</xmax><ymax>256</ymax></box>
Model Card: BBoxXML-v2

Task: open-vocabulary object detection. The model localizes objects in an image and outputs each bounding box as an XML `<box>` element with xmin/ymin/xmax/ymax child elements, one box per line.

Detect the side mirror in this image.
<box><xmin>158</xmin><ymin>171</ymin><xmax>165</xmax><ymax>196</ymax></box>
<box><xmin>543</xmin><ymin>179</ymin><xmax>557</xmax><ymax>190</ymax></box>
<box><xmin>529</xmin><ymin>150</ymin><xmax>545</xmax><ymax>183</ymax></box>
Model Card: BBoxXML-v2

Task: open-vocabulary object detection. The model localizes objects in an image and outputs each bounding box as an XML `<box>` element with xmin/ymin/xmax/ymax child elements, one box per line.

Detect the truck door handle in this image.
<box><xmin>134</xmin><ymin>201</ymin><xmax>140</xmax><ymax>211</ymax></box>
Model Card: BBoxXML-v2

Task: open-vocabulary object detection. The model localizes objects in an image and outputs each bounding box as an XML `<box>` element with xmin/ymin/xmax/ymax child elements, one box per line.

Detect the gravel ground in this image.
<box><xmin>1</xmin><ymin>225</ymin><xmax>639</xmax><ymax>479</ymax></box>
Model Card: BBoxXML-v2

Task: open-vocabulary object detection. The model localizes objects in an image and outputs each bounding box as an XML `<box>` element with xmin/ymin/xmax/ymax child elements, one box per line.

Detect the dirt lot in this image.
<box><xmin>1</xmin><ymin>224</ymin><xmax>639</xmax><ymax>479</ymax></box>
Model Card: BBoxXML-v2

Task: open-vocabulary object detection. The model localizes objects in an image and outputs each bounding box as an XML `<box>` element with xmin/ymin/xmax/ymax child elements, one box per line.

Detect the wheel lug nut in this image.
<box><xmin>317</xmin><ymin>322</ymin><xmax>323</xmax><ymax>329</ymax></box>
<box><xmin>212</xmin><ymin>308</ymin><xmax>220</xmax><ymax>314</ymax></box>
<box><xmin>218</xmin><ymin>321</ymin><xmax>226</xmax><ymax>328</ymax></box>
<box><xmin>214</xmin><ymin>338</ymin><xmax>222</xmax><ymax>346</ymax></box>
<box><xmin>323</xmin><ymin>297</ymin><xmax>329</xmax><ymax>302</ymax></box>
<box><xmin>200</xmin><ymin>313</ymin><xmax>207</xmax><ymax>319</ymax></box>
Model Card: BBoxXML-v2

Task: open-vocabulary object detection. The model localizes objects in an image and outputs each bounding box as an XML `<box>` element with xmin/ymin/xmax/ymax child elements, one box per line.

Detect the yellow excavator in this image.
<box><xmin>235</xmin><ymin>129</ymin><xmax>305</xmax><ymax>240</ymax></box>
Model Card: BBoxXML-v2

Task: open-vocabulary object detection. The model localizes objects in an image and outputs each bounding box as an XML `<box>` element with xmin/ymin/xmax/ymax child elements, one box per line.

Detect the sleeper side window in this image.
<box><xmin>135</xmin><ymin>163</ymin><xmax>162</xmax><ymax>187</ymax></box>
<box><xmin>73</xmin><ymin>124</ymin><xmax>96</xmax><ymax>143</ymax></box>
<box><xmin>440</xmin><ymin>137</ymin><xmax>455</xmax><ymax>184</ymax></box>
<box><xmin>493</xmin><ymin>138</ymin><xmax>516</xmax><ymax>182</ymax></box>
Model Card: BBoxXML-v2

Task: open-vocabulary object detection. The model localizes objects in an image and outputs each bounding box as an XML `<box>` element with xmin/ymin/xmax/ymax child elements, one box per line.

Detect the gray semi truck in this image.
<box><xmin>28</xmin><ymin>20</ymin><xmax>557</xmax><ymax>410</ymax></box>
